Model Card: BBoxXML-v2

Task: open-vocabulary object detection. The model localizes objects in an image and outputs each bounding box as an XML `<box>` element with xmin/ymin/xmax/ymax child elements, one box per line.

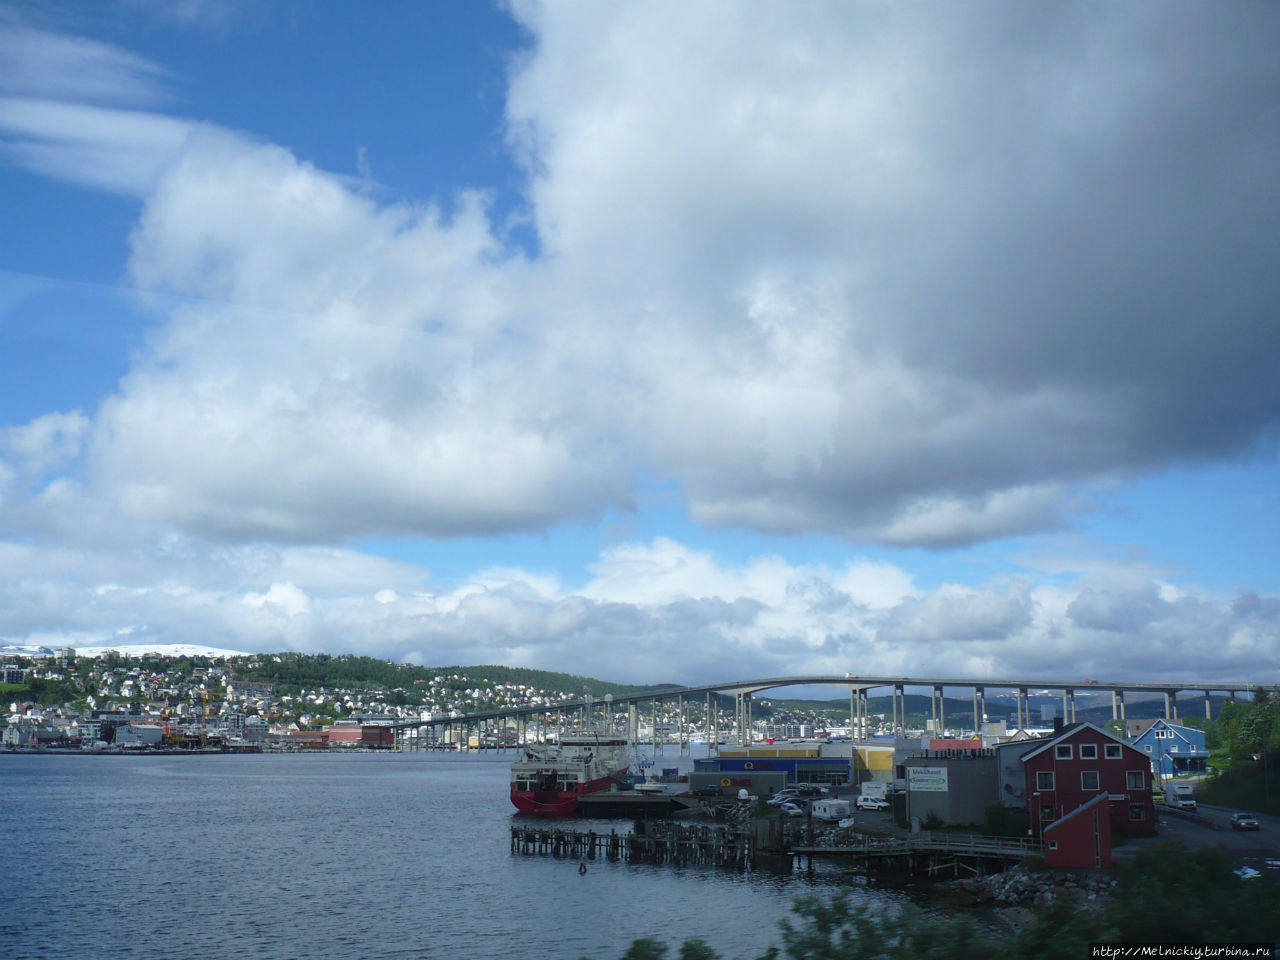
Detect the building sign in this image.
<box><xmin>908</xmin><ymin>766</ymin><xmax>949</xmax><ymax>793</ymax></box>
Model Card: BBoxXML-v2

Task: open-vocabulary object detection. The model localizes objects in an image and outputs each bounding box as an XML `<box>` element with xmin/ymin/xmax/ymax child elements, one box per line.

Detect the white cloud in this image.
<box><xmin>0</xmin><ymin>24</ymin><xmax>172</xmax><ymax>107</ymax></box>
<box><xmin>243</xmin><ymin>582</ymin><xmax>312</xmax><ymax>618</ymax></box>
<box><xmin>0</xmin><ymin>96</ymin><xmax>195</xmax><ymax>196</ymax></box>
<box><xmin>0</xmin><ymin>8</ymin><xmax>1277</xmax><ymax>687</ymax></box>
<box><xmin>4</xmin><ymin>6</ymin><xmax>1278</xmax><ymax>549</ymax></box>
<box><xmin>1</xmin><ymin>533</ymin><xmax>1272</xmax><ymax>684</ymax></box>
<box><xmin>2</xmin><ymin>411</ymin><xmax>89</xmax><ymax>477</ymax></box>
<box><xmin>504</xmin><ymin>2</ymin><xmax>1280</xmax><ymax>545</ymax></box>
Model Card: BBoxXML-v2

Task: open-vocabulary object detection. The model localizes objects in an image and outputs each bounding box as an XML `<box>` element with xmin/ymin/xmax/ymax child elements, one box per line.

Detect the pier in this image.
<box><xmin>511</xmin><ymin>822</ymin><xmax>1039</xmax><ymax>877</ymax></box>
<box><xmin>511</xmin><ymin>821</ymin><xmax>756</xmax><ymax>869</ymax></box>
<box><xmin>791</xmin><ymin>832</ymin><xmax>1040</xmax><ymax>877</ymax></box>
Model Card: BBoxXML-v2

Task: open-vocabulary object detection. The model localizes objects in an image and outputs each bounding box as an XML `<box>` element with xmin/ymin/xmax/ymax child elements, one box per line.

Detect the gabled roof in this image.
<box><xmin>1126</xmin><ymin>718</ymin><xmax>1158</xmax><ymax>739</ymax></box>
<box><xmin>1129</xmin><ymin>717</ymin><xmax>1205</xmax><ymax>745</ymax></box>
<box><xmin>1019</xmin><ymin>721</ymin><xmax>1135</xmax><ymax>763</ymax></box>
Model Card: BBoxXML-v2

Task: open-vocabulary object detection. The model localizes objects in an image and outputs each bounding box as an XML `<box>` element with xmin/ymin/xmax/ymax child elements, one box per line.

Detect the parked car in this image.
<box><xmin>855</xmin><ymin>796</ymin><xmax>890</xmax><ymax>812</ymax></box>
<box><xmin>1230</xmin><ymin>812</ymin><xmax>1260</xmax><ymax>831</ymax></box>
<box><xmin>779</xmin><ymin>801</ymin><xmax>806</xmax><ymax>817</ymax></box>
<box><xmin>794</xmin><ymin>785</ymin><xmax>828</xmax><ymax>798</ymax></box>
<box><xmin>767</xmin><ymin>789</ymin><xmax>801</xmax><ymax>806</ymax></box>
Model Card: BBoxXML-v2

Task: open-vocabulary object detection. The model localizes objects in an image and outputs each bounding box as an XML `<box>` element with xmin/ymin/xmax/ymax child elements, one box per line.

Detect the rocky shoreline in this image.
<box><xmin>939</xmin><ymin>865</ymin><xmax>1117</xmax><ymax>907</ymax></box>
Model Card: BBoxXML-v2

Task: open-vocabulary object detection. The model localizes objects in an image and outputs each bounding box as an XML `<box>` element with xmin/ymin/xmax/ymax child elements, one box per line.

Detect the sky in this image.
<box><xmin>0</xmin><ymin>1</ymin><xmax>1277</xmax><ymax>687</ymax></box>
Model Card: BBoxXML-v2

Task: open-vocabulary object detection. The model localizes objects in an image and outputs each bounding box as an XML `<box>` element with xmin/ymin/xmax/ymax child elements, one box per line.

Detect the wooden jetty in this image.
<box><xmin>791</xmin><ymin>832</ymin><xmax>1041</xmax><ymax>877</ymax></box>
<box><xmin>511</xmin><ymin>820</ymin><xmax>755</xmax><ymax>869</ymax></box>
<box><xmin>513</xmin><ymin>822</ymin><xmax>1039</xmax><ymax>877</ymax></box>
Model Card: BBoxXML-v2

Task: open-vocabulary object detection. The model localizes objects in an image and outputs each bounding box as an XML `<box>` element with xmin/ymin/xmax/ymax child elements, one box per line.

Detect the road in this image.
<box><xmin>1115</xmin><ymin>803</ymin><xmax>1280</xmax><ymax>880</ymax></box>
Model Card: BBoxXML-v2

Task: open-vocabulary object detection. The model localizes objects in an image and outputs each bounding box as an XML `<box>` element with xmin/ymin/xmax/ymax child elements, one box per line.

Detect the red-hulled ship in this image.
<box><xmin>510</xmin><ymin>724</ymin><xmax>631</xmax><ymax>816</ymax></box>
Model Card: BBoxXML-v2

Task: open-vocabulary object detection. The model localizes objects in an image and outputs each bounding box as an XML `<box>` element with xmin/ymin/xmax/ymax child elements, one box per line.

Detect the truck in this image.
<box><xmin>1167</xmin><ymin>782</ymin><xmax>1196</xmax><ymax>810</ymax></box>
<box><xmin>859</xmin><ymin>781</ymin><xmax>889</xmax><ymax>800</ymax></box>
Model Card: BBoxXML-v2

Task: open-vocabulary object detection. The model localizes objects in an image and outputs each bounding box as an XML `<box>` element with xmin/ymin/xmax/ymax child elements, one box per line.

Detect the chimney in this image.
<box><xmin>1053</xmin><ymin>716</ymin><xmax>1064</xmax><ymax>734</ymax></box>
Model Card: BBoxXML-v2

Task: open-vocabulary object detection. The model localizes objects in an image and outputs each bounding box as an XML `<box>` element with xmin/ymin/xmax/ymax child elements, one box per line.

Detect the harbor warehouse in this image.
<box><xmin>903</xmin><ymin>751</ymin><xmax>997</xmax><ymax>827</ymax></box>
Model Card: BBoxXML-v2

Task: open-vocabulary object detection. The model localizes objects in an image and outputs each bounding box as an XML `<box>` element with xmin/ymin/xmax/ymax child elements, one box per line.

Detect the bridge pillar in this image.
<box><xmin>1204</xmin><ymin>691</ymin><xmax>1212</xmax><ymax>720</ymax></box>
<box><xmin>1016</xmin><ymin>687</ymin><xmax>1027</xmax><ymax>730</ymax></box>
<box><xmin>895</xmin><ymin>683</ymin><xmax>905</xmax><ymax>738</ymax></box>
<box><xmin>973</xmin><ymin>686</ymin><xmax>983</xmax><ymax>736</ymax></box>
<box><xmin>1067</xmin><ymin>689</ymin><xmax>1076</xmax><ymax>723</ymax></box>
<box><xmin>707</xmin><ymin>693</ymin><xmax>716</xmax><ymax>756</ymax></box>
<box><xmin>1164</xmin><ymin>691</ymin><xmax>1177</xmax><ymax>720</ymax></box>
<box><xmin>1117</xmin><ymin>691</ymin><xmax>1126</xmax><ymax>721</ymax></box>
<box><xmin>937</xmin><ymin>685</ymin><xmax>945</xmax><ymax>735</ymax></box>
<box><xmin>678</xmin><ymin>695</ymin><xmax>685</xmax><ymax>757</ymax></box>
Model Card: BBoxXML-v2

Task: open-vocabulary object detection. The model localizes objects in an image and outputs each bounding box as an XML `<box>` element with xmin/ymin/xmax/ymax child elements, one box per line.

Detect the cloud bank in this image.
<box><xmin>0</xmin><ymin>535</ymin><xmax>1272</xmax><ymax>684</ymax></box>
<box><xmin>0</xmin><ymin>5</ymin><xmax>1277</xmax><ymax>680</ymax></box>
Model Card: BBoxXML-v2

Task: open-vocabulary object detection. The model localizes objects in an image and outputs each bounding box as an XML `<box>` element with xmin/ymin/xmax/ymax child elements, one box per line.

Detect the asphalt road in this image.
<box><xmin>1116</xmin><ymin>803</ymin><xmax>1280</xmax><ymax>880</ymax></box>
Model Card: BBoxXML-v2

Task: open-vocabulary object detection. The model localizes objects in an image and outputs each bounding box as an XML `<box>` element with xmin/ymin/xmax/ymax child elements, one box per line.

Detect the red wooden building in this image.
<box><xmin>1043</xmin><ymin>793</ymin><xmax>1113</xmax><ymax>869</ymax></box>
<box><xmin>1021</xmin><ymin>722</ymin><xmax>1155</xmax><ymax>837</ymax></box>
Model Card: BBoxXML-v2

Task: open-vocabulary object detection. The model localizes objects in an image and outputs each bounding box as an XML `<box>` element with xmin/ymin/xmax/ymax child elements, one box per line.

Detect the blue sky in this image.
<box><xmin>0</xmin><ymin>1</ymin><xmax>1277</xmax><ymax>685</ymax></box>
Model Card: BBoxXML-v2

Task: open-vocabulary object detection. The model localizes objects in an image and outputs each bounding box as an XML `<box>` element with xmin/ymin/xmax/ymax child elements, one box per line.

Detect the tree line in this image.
<box><xmin>585</xmin><ymin>840</ymin><xmax>1278</xmax><ymax>960</ymax></box>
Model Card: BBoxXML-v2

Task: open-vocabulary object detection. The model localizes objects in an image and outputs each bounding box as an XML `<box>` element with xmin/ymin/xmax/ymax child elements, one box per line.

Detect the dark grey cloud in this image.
<box><xmin>510</xmin><ymin>2</ymin><xmax>1280</xmax><ymax>546</ymax></box>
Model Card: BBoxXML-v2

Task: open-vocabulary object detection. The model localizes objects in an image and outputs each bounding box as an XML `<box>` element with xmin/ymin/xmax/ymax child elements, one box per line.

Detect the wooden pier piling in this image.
<box><xmin>510</xmin><ymin>820</ymin><xmax>755</xmax><ymax>870</ymax></box>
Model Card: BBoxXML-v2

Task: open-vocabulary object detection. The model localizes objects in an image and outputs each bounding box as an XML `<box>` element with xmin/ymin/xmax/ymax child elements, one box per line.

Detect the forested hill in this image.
<box><xmin>236</xmin><ymin>653</ymin><xmax>680</xmax><ymax>699</ymax></box>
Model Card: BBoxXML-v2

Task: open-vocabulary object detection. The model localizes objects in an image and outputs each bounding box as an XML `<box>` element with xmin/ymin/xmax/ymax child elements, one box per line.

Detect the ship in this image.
<box><xmin>510</xmin><ymin>722</ymin><xmax>631</xmax><ymax>816</ymax></box>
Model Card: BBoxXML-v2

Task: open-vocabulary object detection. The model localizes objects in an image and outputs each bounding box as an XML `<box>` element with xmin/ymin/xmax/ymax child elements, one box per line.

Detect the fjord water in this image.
<box><xmin>2</xmin><ymin>752</ymin><xmax>904</xmax><ymax>960</ymax></box>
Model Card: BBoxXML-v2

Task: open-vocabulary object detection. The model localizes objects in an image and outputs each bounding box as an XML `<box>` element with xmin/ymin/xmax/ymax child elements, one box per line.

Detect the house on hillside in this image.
<box><xmin>1126</xmin><ymin>718</ymin><xmax>1209</xmax><ymax>779</ymax></box>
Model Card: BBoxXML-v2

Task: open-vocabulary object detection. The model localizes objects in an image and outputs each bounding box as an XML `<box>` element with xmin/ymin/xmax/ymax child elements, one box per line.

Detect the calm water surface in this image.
<box><xmin>1</xmin><ymin>752</ymin><xmax>905</xmax><ymax>959</ymax></box>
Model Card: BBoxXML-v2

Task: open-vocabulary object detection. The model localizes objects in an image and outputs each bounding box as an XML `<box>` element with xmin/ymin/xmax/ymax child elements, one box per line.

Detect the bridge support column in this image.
<box><xmin>973</xmin><ymin>686</ymin><xmax>983</xmax><ymax>736</ymax></box>
<box><xmin>894</xmin><ymin>684</ymin><xmax>905</xmax><ymax>738</ymax></box>
<box><xmin>1204</xmin><ymin>691</ymin><xmax>1212</xmax><ymax>720</ymax></box>
<box><xmin>937</xmin><ymin>686</ymin><xmax>945</xmax><ymax>735</ymax></box>
<box><xmin>678</xmin><ymin>695</ymin><xmax>685</xmax><ymax>757</ymax></box>
<box><xmin>1117</xmin><ymin>691</ymin><xmax>1125</xmax><ymax>721</ymax></box>
<box><xmin>1067</xmin><ymin>689</ymin><xmax>1076</xmax><ymax>724</ymax></box>
<box><xmin>1016</xmin><ymin>687</ymin><xmax>1027</xmax><ymax>731</ymax></box>
<box><xmin>707</xmin><ymin>693</ymin><xmax>716</xmax><ymax>756</ymax></box>
<box><xmin>1164</xmin><ymin>691</ymin><xmax>1176</xmax><ymax>720</ymax></box>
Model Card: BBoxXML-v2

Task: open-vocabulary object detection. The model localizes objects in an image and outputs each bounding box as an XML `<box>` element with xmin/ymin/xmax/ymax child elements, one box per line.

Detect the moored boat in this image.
<box><xmin>510</xmin><ymin>723</ymin><xmax>631</xmax><ymax>816</ymax></box>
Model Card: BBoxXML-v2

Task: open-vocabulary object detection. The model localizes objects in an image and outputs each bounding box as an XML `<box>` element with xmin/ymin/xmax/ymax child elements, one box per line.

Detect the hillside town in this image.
<box><xmin>1</xmin><ymin>648</ymin><xmax>1225</xmax><ymax>767</ymax></box>
<box><xmin>0</xmin><ymin>649</ymin><xmax>601</xmax><ymax>750</ymax></box>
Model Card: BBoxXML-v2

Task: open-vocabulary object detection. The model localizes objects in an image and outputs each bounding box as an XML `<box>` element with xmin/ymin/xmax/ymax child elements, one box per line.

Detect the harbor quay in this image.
<box><xmin>511</xmin><ymin>818</ymin><xmax>1040</xmax><ymax>877</ymax></box>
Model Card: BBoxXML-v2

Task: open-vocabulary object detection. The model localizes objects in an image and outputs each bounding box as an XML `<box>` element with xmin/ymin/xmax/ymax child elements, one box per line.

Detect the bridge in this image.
<box><xmin>388</xmin><ymin>673</ymin><xmax>1267</xmax><ymax>751</ymax></box>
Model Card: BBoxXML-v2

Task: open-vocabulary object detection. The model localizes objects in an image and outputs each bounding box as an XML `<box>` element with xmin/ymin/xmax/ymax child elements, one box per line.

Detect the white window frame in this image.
<box><xmin>1080</xmin><ymin>743</ymin><xmax>1098</xmax><ymax>760</ymax></box>
<box><xmin>1105</xmin><ymin>743</ymin><xmax>1122</xmax><ymax>759</ymax></box>
<box><xmin>1055</xmin><ymin>744</ymin><xmax>1073</xmax><ymax>760</ymax></box>
<box><xmin>1126</xmin><ymin>770</ymin><xmax>1145</xmax><ymax>790</ymax></box>
<box><xmin>1037</xmin><ymin>770</ymin><xmax>1055</xmax><ymax>791</ymax></box>
<box><xmin>1081</xmin><ymin>770</ymin><xmax>1100</xmax><ymax>791</ymax></box>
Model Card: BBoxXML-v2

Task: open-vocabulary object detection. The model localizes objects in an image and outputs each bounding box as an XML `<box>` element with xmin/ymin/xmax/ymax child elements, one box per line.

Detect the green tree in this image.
<box><xmin>1105</xmin><ymin>840</ymin><xmax>1280</xmax><ymax>942</ymax></box>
